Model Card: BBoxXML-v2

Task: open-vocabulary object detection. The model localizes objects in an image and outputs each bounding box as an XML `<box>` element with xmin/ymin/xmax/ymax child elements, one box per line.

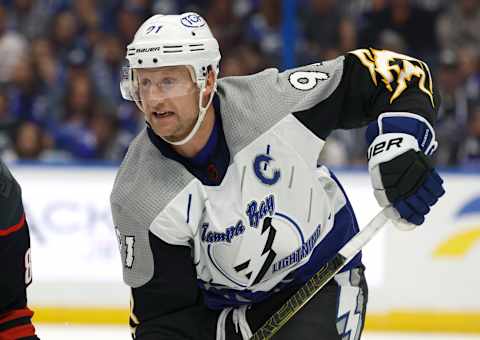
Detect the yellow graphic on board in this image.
<box><xmin>433</xmin><ymin>227</ymin><xmax>480</xmax><ymax>257</ymax></box>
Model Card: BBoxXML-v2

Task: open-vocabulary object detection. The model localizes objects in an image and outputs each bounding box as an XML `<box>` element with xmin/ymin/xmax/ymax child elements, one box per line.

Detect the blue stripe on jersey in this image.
<box><xmin>199</xmin><ymin>170</ymin><xmax>363</xmax><ymax>309</ymax></box>
<box><xmin>207</xmin><ymin>244</ymin><xmax>249</xmax><ymax>288</ymax></box>
<box><xmin>186</xmin><ymin>193</ymin><xmax>192</xmax><ymax>224</ymax></box>
<box><xmin>275</xmin><ymin>212</ymin><xmax>305</xmax><ymax>244</ymax></box>
<box><xmin>291</xmin><ymin>170</ymin><xmax>362</xmax><ymax>285</ymax></box>
<box><xmin>290</xmin><ymin>197</ymin><xmax>362</xmax><ymax>287</ymax></box>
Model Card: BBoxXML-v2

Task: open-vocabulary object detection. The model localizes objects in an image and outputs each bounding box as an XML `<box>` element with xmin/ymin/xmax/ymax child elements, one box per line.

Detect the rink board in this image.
<box><xmin>8</xmin><ymin>165</ymin><xmax>480</xmax><ymax>332</ymax></box>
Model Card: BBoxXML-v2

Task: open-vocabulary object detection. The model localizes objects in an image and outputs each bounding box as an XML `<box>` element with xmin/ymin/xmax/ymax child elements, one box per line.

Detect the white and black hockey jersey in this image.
<box><xmin>111</xmin><ymin>49</ymin><xmax>438</xmax><ymax>337</ymax></box>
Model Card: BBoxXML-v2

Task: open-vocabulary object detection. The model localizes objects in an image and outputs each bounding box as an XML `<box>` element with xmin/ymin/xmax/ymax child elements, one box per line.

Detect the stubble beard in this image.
<box><xmin>160</xmin><ymin>112</ymin><xmax>198</xmax><ymax>143</ymax></box>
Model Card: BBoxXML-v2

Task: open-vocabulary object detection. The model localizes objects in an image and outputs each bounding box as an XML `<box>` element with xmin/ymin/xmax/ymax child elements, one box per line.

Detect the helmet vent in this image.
<box><xmin>189</xmin><ymin>43</ymin><xmax>205</xmax><ymax>52</ymax></box>
<box><xmin>163</xmin><ymin>45</ymin><xmax>183</xmax><ymax>53</ymax></box>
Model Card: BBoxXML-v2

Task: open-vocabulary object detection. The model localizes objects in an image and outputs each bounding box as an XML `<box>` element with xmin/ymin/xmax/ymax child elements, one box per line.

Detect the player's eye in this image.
<box><xmin>160</xmin><ymin>77</ymin><xmax>177</xmax><ymax>88</ymax></box>
<box><xmin>140</xmin><ymin>78</ymin><xmax>151</xmax><ymax>88</ymax></box>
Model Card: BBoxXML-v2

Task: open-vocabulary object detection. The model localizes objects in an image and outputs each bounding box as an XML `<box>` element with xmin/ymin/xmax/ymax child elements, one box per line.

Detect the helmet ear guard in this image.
<box><xmin>120</xmin><ymin>63</ymin><xmax>135</xmax><ymax>101</ymax></box>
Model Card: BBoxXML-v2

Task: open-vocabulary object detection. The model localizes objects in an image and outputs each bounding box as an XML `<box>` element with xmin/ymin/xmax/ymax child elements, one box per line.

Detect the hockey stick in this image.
<box><xmin>250</xmin><ymin>207</ymin><xmax>392</xmax><ymax>340</ymax></box>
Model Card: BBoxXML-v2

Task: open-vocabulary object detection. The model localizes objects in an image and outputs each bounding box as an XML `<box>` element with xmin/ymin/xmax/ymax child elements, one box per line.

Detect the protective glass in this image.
<box><xmin>123</xmin><ymin>66</ymin><xmax>197</xmax><ymax>108</ymax></box>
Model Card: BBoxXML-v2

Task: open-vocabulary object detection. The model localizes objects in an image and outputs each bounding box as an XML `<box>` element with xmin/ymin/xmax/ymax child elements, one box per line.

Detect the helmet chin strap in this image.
<box><xmin>161</xmin><ymin>77</ymin><xmax>216</xmax><ymax>146</ymax></box>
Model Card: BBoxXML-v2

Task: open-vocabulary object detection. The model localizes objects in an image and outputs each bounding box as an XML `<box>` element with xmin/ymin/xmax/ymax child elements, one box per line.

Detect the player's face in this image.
<box><xmin>136</xmin><ymin>66</ymin><xmax>199</xmax><ymax>142</ymax></box>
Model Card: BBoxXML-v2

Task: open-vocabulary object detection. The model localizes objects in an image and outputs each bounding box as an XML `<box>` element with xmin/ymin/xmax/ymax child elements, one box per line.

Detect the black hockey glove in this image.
<box><xmin>366</xmin><ymin>113</ymin><xmax>445</xmax><ymax>229</ymax></box>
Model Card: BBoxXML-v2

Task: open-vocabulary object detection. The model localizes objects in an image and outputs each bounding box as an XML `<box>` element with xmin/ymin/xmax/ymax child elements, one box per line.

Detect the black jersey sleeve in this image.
<box><xmin>128</xmin><ymin>232</ymin><xmax>219</xmax><ymax>340</ymax></box>
<box><xmin>0</xmin><ymin>159</ymin><xmax>39</xmax><ymax>340</ymax></box>
<box><xmin>293</xmin><ymin>48</ymin><xmax>440</xmax><ymax>139</ymax></box>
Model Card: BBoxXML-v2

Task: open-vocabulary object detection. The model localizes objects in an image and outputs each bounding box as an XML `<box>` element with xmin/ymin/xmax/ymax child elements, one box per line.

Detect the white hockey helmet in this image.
<box><xmin>120</xmin><ymin>12</ymin><xmax>221</xmax><ymax>145</ymax></box>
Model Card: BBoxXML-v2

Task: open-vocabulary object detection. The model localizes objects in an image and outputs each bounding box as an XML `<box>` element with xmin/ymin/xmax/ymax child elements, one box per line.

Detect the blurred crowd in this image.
<box><xmin>0</xmin><ymin>0</ymin><xmax>478</xmax><ymax>167</ymax></box>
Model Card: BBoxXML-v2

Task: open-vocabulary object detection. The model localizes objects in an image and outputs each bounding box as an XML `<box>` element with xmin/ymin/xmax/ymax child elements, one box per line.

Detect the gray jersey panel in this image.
<box><xmin>111</xmin><ymin>131</ymin><xmax>195</xmax><ymax>287</ymax></box>
<box><xmin>111</xmin><ymin>201</ymin><xmax>154</xmax><ymax>286</ymax></box>
<box><xmin>218</xmin><ymin>56</ymin><xmax>344</xmax><ymax>156</ymax></box>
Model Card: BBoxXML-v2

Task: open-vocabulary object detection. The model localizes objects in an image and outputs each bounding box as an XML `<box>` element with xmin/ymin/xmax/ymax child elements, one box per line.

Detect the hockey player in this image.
<box><xmin>0</xmin><ymin>159</ymin><xmax>39</xmax><ymax>340</ymax></box>
<box><xmin>111</xmin><ymin>13</ymin><xmax>445</xmax><ymax>340</ymax></box>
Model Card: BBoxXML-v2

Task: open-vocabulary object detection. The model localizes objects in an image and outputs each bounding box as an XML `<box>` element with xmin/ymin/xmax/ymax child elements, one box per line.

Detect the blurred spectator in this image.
<box><xmin>91</xmin><ymin>34</ymin><xmax>124</xmax><ymax>106</ymax></box>
<box><xmin>73</xmin><ymin>0</ymin><xmax>100</xmax><ymax>31</ymax></box>
<box><xmin>245</xmin><ymin>0</ymin><xmax>284</xmax><ymax>68</ymax></box>
<box><xmin>376</xmin><ymin>29</ymin><xmax>408</xmax><ymax>54</ymax></box>
<box><xmin>116</xmin><ymin>3</ymin><xmax>146</xmax><ymax>47</ymax></box>
<box><xmin>458</xmin><ymin>104</ymin><xmax>480</xmax><ymax>165</ymax></box>
<box><xmin>72</xmin><ymin>0</ymin><xmax>103</xmax><ymax>52</ymax></box>
<box><xmin>205</xmin><ymin>0</ymin><xmax>244</xmax><ymax>54</ymax></box>
<box><xmin>116</xmin><ymin>101</ymin><xmax>144</xmax><ymax>137</ymax></box>
<box><xmin>343</xmin><ymin>0</ymin><xmax>392</xmax><ymax>18</ymax></box>
<box><xmin>64</xmin><ymin>73</ymin><xmax>95</xmax><ymax>123</ymax></box>
<box><xmin>0</xmin><ymin>89</ymin><xmax>11</xmax><ymax>123</ymax></box>
<box><xmin>6</xmin><ymin>0</ymin><xmax>51</xmax><ymax>39</ymax></box>
<box><xmin>456</xmin><ymin>46</ymin><xmax>480</xmax><ymax>102</ymax></box>
<box><xmin>89</xmin><ymin>108</ymin><xmax>130</xmax><ymax>160</ymax></box>
<box><xmin>7</xmin><ymin>56</ymin><xmax>50</xmax><ymax>123</ymax></box>
<box><xmin>318</xmin><ymin>136</ymin><xmax>349</xmax><ymax>166</ymax></box>
<box><xmin>360</xmin><ymin>0</ymin><xmax>439</xmax><ymax>61</ymax></box>
<box><xmin>53</xmin><ymin>73</ymin><xmax>98</xmax><ymax>159</ymax></box>
<box><xmin>32</xmin><ymin>38</ymin><xmax>58</xmax><ymax>88</ymax></box>
<box><xmin>434</xmin><ymin>50</ymin><xmax>470</xmax><ymax>165</ymax></box>
<box><xmin>0</xmin><ymin>5</ymin><xmax>28</xmax><ymax>82</ymax></box>
<box><xmin>221</xmin><ymin>44</ymin><xmax>265</xmax><ymax>77</ymax></box>
<box><xmin>49</xmin><ymin>10</ymin><xmax>86</xmax><ymax>63</ymax></box>
<box><xmin>437</xmin><ymin>0</ymin><xmax>480</xmax><ymax>56</ymax></box>
<box><xmin>319</xmin><ymin>128</ymin><xmax>368</xmax><ymax>166</ymax></box>
<box><xmin>152</xmin><ymin>0</ymin><xmax>181</xmax><ymax>14</ymax></box>
<box><xmin>90</xmin><ymin>32</ymin><xmax>144</xmax><ymax>140</ymax></box>
<box><xmin>6</xmin><ymin>121</ymin><xmax>52</xmax><ymax>160</ymax></box>
<box><xmin>302</xmin><ymin>0</ymin><xmax>356</xmax><ymax>61</ymax></box>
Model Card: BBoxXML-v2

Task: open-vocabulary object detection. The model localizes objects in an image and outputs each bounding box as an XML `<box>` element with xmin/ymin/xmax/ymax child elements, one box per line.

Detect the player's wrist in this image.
<box><xmin>366</xmin><ymin>111</ymin><xmax>438</xmax><ymax>156</ymax></box>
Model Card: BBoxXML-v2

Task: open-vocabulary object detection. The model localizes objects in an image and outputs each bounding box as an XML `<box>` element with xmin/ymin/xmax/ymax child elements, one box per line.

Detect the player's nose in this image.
<box><xmin>147</xmin><ymin>89</ymin><xmax>168</xmax><ymax>107</ymax></box>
